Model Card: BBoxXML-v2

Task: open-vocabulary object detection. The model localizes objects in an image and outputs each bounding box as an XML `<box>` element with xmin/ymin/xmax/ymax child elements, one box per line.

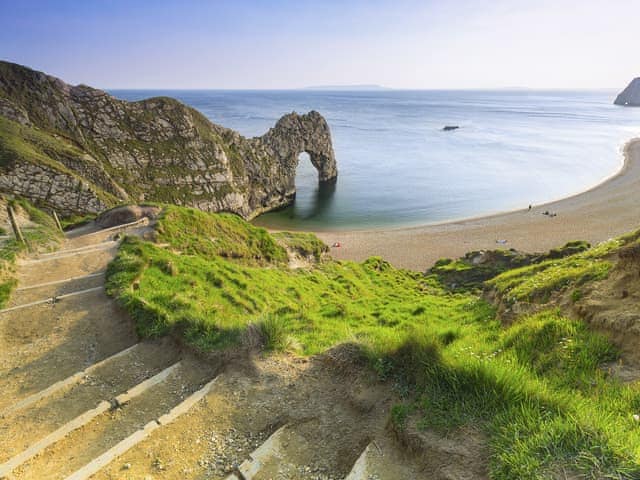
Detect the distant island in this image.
<box><xmin>614</xmin><ymin>77</ymin><xmax>640</xmax><ymax>106</ymax></box>
<box><xmin>303</xmin><ymin>84</ymin><xmax>392</xmax><ymax>91</ymax></box>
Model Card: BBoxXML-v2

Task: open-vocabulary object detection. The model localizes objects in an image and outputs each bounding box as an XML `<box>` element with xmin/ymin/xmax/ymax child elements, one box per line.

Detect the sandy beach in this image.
<box><xmin>313</xmin><ymin>139</ymin><xmax>640</xmax><ymax>271</ymax></box>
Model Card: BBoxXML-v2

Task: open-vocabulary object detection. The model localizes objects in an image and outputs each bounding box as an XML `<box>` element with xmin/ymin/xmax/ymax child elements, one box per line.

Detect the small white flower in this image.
<box><xmin>633</xmin><ymin>414</ymin><xmax>640</xmax><ymax>422</ymax></box>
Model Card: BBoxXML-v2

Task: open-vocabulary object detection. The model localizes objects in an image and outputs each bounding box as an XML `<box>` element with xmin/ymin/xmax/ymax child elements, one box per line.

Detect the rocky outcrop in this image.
<box><xmin>430</xmin><ymin>241</ymin><xmax>591</xmax><ymax>291</ymax></box>
<box><xmin>614</xmin><ymin>78</ymin><xmax>640</xmax><ymax>106</ymax></box>
<box><xmin>96</xmin><ymin>205</ymin><xmax>161</xmax><ymax>228</ymax></box>
<box><xmin>0</xmin><ymin>161</ymin><xmax>107</xmax><ymax>214</ymax></box>
<box><xmin>0</xmin><ymin>61</ymin><xmax>337</xmax><ymax>216</ymax></box>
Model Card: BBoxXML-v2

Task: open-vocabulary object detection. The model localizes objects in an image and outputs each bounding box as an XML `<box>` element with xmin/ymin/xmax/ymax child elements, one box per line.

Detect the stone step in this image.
<box><xmin>19</xmin><ymin>241</ymin><xmax>118</xmax><ymax>265</ymax></box>
<box><xmin>82</xmin><ymin>353</ymin><xmax>406</xmax><ymax>480</ymax></box>
<box><xmin>225</xmin><ymin>425</ymin><xmax>289</xmax><ymax>480</ymax></box>
<box><xmin>0</xmin><ymin>286</ymin><xmax>103</xmax><ymax>314</ymax></box>
<box><xmin>83</xmin><ymin>365</ymin><xmax>271</xmax><ymax>480</ymax></box>
<box><xmin>64</xmin><ymin>375</ymin><xmax>220</xmax><ymax>480</ymax></box>
<box><xmin>8</xmin><ymin>358</ymin><xmax>212</xmax><ymax>480</ymax></box>
<box><xmin>0</xmin><ymin>340</ymin><xmax>179</xmax><ymax>462</ymax></box>
<box><xmin>11</xmin><ymin>272</ymin><xmax>106</xmax><ymax>307</ymax></box>
<box><xmin>0</xmin><ymin>362</ymin><xmax>181</xmax><ymax>478</ymax></box>
<box><xmin>27</xmin><ymin>241</ymin><xmax>119</xmax><ymax>260</ymax></box>
<box><xmin>0</xmin><ymin>343</ymin><xmax>139</xmax><ymax>419</ymax></box>
<box><xmin>222</xmin><ymin>413</ymin><xmax>373</xmax><ymax>480</ymax></box>
<box><xmin>0</xmin><ymin>290</ymin><xmax>136</xmax><ymax>412</ymax></box>
<box><xmin>16</xmin><ymin>271</ymin><xmax>106</xmax><ymax>291</ymax></box>
<box><xmin>17</xmin><ymin>248</ymin><xmax>116</xmax><ymax>286</ymax></box>
<box><xmin>343</xmin><ymin>437</ymin><xmax>427</xmax><ymax>479</ymax></box>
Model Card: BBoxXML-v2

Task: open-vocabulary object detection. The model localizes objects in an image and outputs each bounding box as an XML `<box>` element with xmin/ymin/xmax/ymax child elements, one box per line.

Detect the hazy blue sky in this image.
<box><xmin>1</xmin><ymin>0</ymin><xmax>638</xmax><ymax>89</ymax></box>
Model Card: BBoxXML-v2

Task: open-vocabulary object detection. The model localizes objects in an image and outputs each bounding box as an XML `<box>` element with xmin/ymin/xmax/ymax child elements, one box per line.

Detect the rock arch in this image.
<box><xmin>261</xmin><ymin>110</ymin><xmax>338</xmax><ymax>184</ymax></box>
<box><xmin>242</xmin><ymin>110</ymin><xmax>338</xmax><ymax>217</ymax></box>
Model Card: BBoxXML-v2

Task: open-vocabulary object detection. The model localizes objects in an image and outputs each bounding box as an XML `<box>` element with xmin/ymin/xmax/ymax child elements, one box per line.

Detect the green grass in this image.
<box><xmin>155</xmin><ymin>205</ymin><xmax>288</xmax><ymax>265</ymax></box>
<box><xmin>272</xmin><ymin>231</ymin><xmax>329</xmax><ymax>261</ymax></box>
<box><xmin>60</xmin><ymin>213</ymin><xmax>96</xmax><ymax>231</ymax></box>
<box><xmin>0</xmin><ymin>198</ymin><xmax>63</xmax><ymax>307</ymax></box>
<box><xmin>430</xmin><ymin>241</ymin><xmax>594</xmax><ymax>292</ymax></box>
<box><xmin>487</xmin><ymin>239</ymin><xmax>621</xmax><ymax>304</ymax></box>
<box><xmin>105</xmin><ymin>207</ymin><xmax>640</xmax><ymax>478</ymax></box>
<box><xmin>0</xmin><ymin>116</ymin><xmax>118</xmax><ymax>208</ymax></box>
<box><xmin>106</xmin><ymin>236</ymin><xmax>466</xmax><ymax>353</ymax></box>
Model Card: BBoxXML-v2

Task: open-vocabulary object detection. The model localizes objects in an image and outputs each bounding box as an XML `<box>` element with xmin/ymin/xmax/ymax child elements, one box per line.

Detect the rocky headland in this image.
<box><xmin>614</xmin><ymin>77</ymin><xmax>640</xmax><ymax>106</ymax></box>
<box><xmin>0</xmin><ymin>61</ymin><xmax>337</xmax><ymax>216</ymax></box>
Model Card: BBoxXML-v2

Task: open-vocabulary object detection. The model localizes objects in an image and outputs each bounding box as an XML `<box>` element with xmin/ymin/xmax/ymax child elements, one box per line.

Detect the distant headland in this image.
<box><xmin>303</xmin><ymin>84</ymin><xmax>391</xmax><ymax>91</ymax></box>
<box><xmin>614</xmin><ymin>77</ymin><xmax>640</xmax><ymax>106</ymax></box>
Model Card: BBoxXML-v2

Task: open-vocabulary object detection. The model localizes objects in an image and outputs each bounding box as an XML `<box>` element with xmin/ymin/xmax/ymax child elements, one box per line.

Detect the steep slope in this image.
<box><xmin>0</xmin><ymin>61</ymin><xmax>337</xmax><ymax>217</ymax></box>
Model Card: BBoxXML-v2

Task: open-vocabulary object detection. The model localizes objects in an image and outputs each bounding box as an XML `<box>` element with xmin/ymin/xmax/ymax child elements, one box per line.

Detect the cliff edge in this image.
<box><xmin>0</xmin><ymin>61</ymin><xmax>337</xmax><ymax>217</ymax></box>
<box><xmin>614</xmin><ymin>77</ymin><xmax>640</xmax><ymax>106</ymax></box>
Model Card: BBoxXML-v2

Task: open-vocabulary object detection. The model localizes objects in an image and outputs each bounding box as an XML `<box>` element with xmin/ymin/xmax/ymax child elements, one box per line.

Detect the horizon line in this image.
<box><xmin>104</xmin><ymin>86</ymin><xmax>621</xmax><ymax>92</ymax></box>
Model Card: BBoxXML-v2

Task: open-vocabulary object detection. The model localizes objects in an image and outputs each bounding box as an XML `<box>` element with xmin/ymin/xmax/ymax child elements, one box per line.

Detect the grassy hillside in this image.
<box><xmin>0</xmin><ymin>198</ymin><xmax>64</xmax><ymax>307</ymax></box>
<box><xmin>0</xmin><ymin>116</ymin><xmax>119</xmax><ymax>208</ymax></box>
<box><xmin>106</xmin><ymin>206</ymin><xmax>640</xmax><ymax>478</ymax></box>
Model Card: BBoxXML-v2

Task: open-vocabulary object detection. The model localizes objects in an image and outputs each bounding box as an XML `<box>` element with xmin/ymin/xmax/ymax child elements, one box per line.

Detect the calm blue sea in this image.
<box><xmin>110</xmin><ymin>89</ymin><xmax>640</xmax><ymax>230</ymax></box>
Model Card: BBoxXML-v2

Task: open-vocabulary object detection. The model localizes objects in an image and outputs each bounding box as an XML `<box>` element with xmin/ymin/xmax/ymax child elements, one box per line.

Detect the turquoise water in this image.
<box><xmin>111</xmin><ymin>90</ymin><xmax>640</xmax><ymax>230</ymax></box>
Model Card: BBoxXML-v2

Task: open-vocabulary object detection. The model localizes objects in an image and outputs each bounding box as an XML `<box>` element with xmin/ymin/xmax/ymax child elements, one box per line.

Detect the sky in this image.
<box><xmin>0</xmin><ymin>0</ymin><xmax>638</xmax><ymax>90</ymax></box>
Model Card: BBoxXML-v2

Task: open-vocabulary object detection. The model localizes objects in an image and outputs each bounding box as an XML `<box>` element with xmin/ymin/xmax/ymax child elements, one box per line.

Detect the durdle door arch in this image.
<box><xmin>246</xmin><ymin>110</ymin><xmax>338</xmax><ymax>215</ymax></box>
<box><xmin>260</xmin><ymin>110</ymin><xmax>338</xmax><ymax>186</ymax></box>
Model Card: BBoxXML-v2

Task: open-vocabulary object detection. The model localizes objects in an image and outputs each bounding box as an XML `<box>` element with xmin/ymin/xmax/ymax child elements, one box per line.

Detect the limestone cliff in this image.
<box><xmin>0</xmin><ymin>61</ymin><xmax>337</xmax><ymax>216</ymax></box>
<box><xmin>614</xmin><ymin>78</ymin><xmax>640</xmax><ymax>106</ymax></box>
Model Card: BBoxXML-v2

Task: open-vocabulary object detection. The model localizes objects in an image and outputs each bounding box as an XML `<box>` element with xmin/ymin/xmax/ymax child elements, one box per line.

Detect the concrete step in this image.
<box><xmin>17</xmin><ymin>247</ymin><xmax>117</xmax><ymax>286</ymax></box>
<box><xmin>0</xmin><ymin>290</ymin><xmax>136</xmax><ymax>412</ymax></box>
<box><xmin>225</xmin><ymin>425</ymin><xmax>289</xmax><ymax>480</ymax></box>
<box><xmin>26</xmin><ymin>241</ymin><xmax>119</xmax><ymax>261</ymax></box>
<box><xmin>10</xmin><ymin>272</ymin><xmax>106</xmax><ymax>307</ymax></box>
<box><xmin>8</xmin><ymin>358</ymin><xmax>213</xmax><ymax>480</ymax></box>
<box><xmin>19</xmin><ymin>241</ymin><xmax>118</xmax><ymax>265</ymax></box>
<box><xmin>64</xmin><ymin>375</ymin><xmax>220</xmax><ymax>480</ymax></box>
<box><xmin>0</xmin><ymin>340</ymin><xmax>180</xmax><ymax>461</ymax></box>
<box><xmin>344</xmin><ymin>438</ymin><xmax>428</xmax><ymax>480</ymax></box>
<box><xmin>83</xmin><ymin>365</ymin><xmax>272</xmax><ymax>480</ymax></box>
<box><xmin>0</xmin><ymin>286</ymin><xmax>104</xmax><ymax>314</ymax></box>
<box><xmin>0</xmin><ymin>361</ymin><xmax>182</xmax><ymax>477</ymax></box>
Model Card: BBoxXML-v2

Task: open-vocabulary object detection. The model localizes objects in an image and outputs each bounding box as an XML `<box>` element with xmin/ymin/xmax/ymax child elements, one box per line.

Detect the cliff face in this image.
<box><xmin>614</xmin><ymin>78</ymin><xmax>640</xmax><ymax>106</ymax></box>
<box><xmin>0</xmin><ymin>61</ymin><xmax>337</xmax><ymax>216</ymax></box>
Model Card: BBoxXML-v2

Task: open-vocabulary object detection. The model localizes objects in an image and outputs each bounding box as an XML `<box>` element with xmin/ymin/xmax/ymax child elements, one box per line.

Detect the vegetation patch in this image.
<box><xmin>155</xmin><ymin>205</ymin><xmax>288</xmax><ymax>265</ymax></box>
<box><xmin>430</xmin><ymin>241</ymin><xmax>592</xmax><ymax>292</ymax></box>
<box><xmin>0</xmin><ymin>198</ymin><xmax>63</xmax><ymax>307</ymax></box>
<box><xmin>273</xmin><ymin>231</ymin><xmax>329</xmax><ymax>261</ymax></box>
<box><xmin>106</xmin><ymin>207</ymin><xmax>640</xmax><ymax>477</ymax></box>
<box><xmin>487</xmin><ymin>239</ymin><xmax>620</xmax><ymax>304</ymax></box>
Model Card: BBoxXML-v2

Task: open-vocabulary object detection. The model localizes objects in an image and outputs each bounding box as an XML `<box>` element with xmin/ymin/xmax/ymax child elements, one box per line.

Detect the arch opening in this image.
<box><xmin>289</xmin><ymin>152</ymin><xmax>336</xmax><ymax>220</ymax></box>
<box><xmin>295</xmin><ymin>152</ymin><xmax>319</xmax><ymax>190</ymax></box>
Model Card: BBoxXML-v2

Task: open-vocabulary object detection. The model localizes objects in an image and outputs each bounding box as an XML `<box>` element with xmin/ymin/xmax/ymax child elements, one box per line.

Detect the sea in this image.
<box><xmin>110</xmin><ymin>89</ymin><xmax>640</xmax><ymax>231</ymax></box>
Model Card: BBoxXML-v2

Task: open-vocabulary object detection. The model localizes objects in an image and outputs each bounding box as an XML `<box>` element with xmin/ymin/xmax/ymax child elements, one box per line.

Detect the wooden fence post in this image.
<box><xmin>7</xmin><ymin>205</ymin><xmax>26</xmax><ymax>245</ymax></box>
<box><xmin>52</xmin><ymin>210</ymin><xmax>64</xmax><ymax>233</ymax></box>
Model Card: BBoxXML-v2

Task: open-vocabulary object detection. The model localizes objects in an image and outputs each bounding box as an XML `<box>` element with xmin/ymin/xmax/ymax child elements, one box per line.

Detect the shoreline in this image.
<box><xmin>308</xmin><ymin>138</ymin><xmax>640</xmax><ymax>271</ymax></box>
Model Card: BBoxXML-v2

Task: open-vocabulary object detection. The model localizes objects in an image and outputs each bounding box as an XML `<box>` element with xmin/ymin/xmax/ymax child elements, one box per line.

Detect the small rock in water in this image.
<box><xmin>442</xmin><ymin>125</ymin><xmax>459</xmax><ymax>131</ymax></box>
